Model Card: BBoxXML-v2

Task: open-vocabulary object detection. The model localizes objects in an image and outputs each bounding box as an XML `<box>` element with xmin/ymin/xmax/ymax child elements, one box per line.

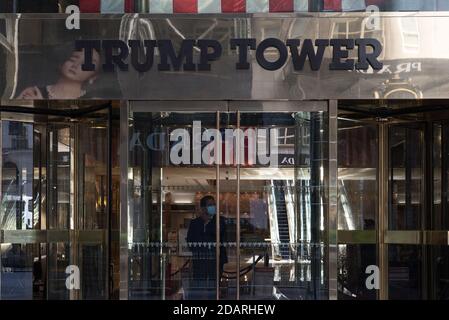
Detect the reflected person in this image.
<box><xmin>17</xmin><ymin>48</ymin><xmax>100</xmax><ymax>99</ymax></box>
<box><xmin>186</xmin><ymin>195</ymin><xmax>227</xmax><ymax>295</ymax></box>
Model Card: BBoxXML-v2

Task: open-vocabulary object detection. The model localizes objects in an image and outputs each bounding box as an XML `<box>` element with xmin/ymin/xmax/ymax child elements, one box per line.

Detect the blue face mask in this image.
<box><xmin>206</xmin><ymin>205</ymin><xmax>216</xmax><ymax>216</ymax></box>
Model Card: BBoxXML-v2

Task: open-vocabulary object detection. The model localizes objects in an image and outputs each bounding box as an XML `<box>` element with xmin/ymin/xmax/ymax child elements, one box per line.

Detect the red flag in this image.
<box><xmin>174</xmin><ymin>0</ymin><xmax>197</xmax><ymax>13</ymax></box>
<box><xmin>365</xmin><ymin>0</ymin><xmax>384</xmax><ymax>6</ymax></box>
<box><xmin>79</xmin><ymin>0</ymin><xmax>101</xmax><ymax>12</ymax></box>
<box><xmin>125</xmin><ymin>0</ymin><xmax>134</xmax><ymax>12</ymax></box>
<box><xmin>324</xmin><ymin>0</ymin><xmax>342</xmax><ymax>11</ymax></box>
<box><xmin>270</xmin><ymin>0</ymin><xmax>294</xmax><ymax>12</ymax></box>
<box><xmin>222</xmin><ymin>0</ymin><xmax>246</xmax><ymax>13</ymax></box>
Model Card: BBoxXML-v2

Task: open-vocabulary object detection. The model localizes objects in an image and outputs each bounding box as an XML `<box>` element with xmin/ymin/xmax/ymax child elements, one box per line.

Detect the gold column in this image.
<box><xmin>378</xmin><ymin>122</ymin><xmax>389</xmax><ymax>300</ymax></box>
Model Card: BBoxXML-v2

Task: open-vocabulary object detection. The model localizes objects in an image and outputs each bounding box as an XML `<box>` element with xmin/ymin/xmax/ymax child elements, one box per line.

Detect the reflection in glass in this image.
<box><xmin>388</xmin><ymin>244</ymin><xmax>422</xmax><ymax>299</ymax></box>
<box><xmin>338</xmin><ymin>120</ymin><xmax>377</xmax><ymax>230</ymax></box>
<box><xmin>1</xmin><ymin>122</ymin><xmax>34</xmax><ymax>230</ymax></box>
<box><xmin>389</xmin><ymin>126</ymin><xmax>424</xmax><ymax>230</ymax></box>
<box><xmin>128</xmin><ymin>112</ymin><xmax>219</xmax><ymax>300</ymax></box>
<box><xmin>127</xmin><ymin>110</ymin><xmax>330</xmax><ymax>300</ymax></box>
<box><xmin>338</xmin><ymin>244</ymin><xmax>377</xmax><ymax>300</ymax></box>
<box><xmin>1</xmin><ymin>113</ymin><xmax>111</xmax><ymax>300</ymax></box>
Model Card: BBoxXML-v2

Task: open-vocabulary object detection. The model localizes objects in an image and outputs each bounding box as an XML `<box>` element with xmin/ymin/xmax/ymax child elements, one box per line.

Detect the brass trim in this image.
<box><xmin>47</xmin><ymin>230</ymin><xmax>70</xmax><ymax>242</ymax></box>
<box><xmin>384</xmin><ymin>230</ymin><xmax>449</xmax><ymax>245</ymax></box>
<box><xmin>78</xmin><ymin>230</ymin><xmax>108</xmax><ymax>243</ymax></box>
<box><xmin>236</xmin><ymin>111</ymin><xmax>241</xmax><ymax>300</ymax></box>
<box><xmin>378</xmin><ymin>123</ymin><xmax>389</xmax><ymax>300</ymax></box>
<box><xmin>3</xmin><ymin>230</ymin><xmax>47</xmax><ymax>243</ymax></box>
<box><xmin>423</xmin><ymin>231</ymin><xmax>448</xmax><ymax>245</ymax></box>
<box><xmin>215</xmin><ymin>111</ymin><xmax>220</xmax><ymax>300</ymax></box>
<box><xmin>384</xmin><ymin>230</ymin><xmax>422</xmax><ymax>244</ymax></box>
<box><xmin>337</xmin><ymin>230</ymin><xmax>377</xmax><ymax>244</ymax></box>
<box><xmin>1</xmin><ymin>230</ymin><xmax>107</xmax><ymax>244</ymax></box>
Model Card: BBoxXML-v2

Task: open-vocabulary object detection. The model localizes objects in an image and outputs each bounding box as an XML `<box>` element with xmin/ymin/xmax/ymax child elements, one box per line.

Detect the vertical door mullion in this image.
<box><xmin>215</xmin><ymin>111</ymin><xmax>221</xmax><ymax>300</ymax></box>
<box><xmin>328</xmin><ymin>100</ymin><xmax>338</xmax><ymax>300</ymax></box>
<box><xmin>423</xmin><ymin>122</ymin><xmax>434</xmax><ymax>299</ymax></box>
<box><xmin>70</xmin><ymin>122</ymin><xmax>79</xmax><ymax>300</ymax></box>
<box><xmin>107</xmin><ymin>106</ymin><xmax>113</xmax><ymax>299</ymax></box>
<box><xmin>310</xmin><ymin>111</ymin><xmax>321</xmax><ymax>299</ymax></box>
<box><xmin>0</xmin><ymin>119</ymin><xmax>2</xmax><ymax>300</ymax></box>
<box><xmin>236</xmin><ymin>111</ymin><xmax>241</xmax><ymax>300</ymax></box>
<box><xmin>119</xmin><ymin>102</ymin><xmax>129</xmax><ymax>300</ymax></box>
<box><xmin>378</xmin><ymin>123</ymin><xmax>388</xmax><ymax>300</ymax></box>
<box><xmin>405</xmin><ymin>128</ymin><xmax>412</xmax><ymax>230</ymax></box>
<box><xmin>440</xmin><ymin>123</ymin><xmax>449</xmax><ymax>230</ymax></box>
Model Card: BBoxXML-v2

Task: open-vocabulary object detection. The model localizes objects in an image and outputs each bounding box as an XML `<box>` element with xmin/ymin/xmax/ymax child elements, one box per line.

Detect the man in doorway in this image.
<box><xmin>186</xmin><ymin>195</ymin><xmax>227</xmax><ymax>298</ymax></box>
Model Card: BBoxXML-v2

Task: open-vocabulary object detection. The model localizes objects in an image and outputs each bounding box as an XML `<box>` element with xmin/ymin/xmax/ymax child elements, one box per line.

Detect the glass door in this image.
<box><xmin>386</xmin><ymin>120</ymin><xmax>449</xmax><ymax>300</ymax></box>
<box><xmin>337</xmin><ymin>105</ymin><xmax>449</xmax><ymax>301</ymax></box>
<box><xmin>125</xmin><ymin>101</ymin><xmax>335</xmax><ymax>300</ymax></box>
<box><xmin>235</xmin><ymin>111</ymin><xmax>329</xmax><ymax>300</ymax></box>
<box><xmin>0</xmin><ymin>106</ymin><xmax>113</xmax><ymax>300</ymax></box>
<box><xmin>127</xmin><ymin>111</ymin><xmax>220</xmax><ymax>300</ymax></box>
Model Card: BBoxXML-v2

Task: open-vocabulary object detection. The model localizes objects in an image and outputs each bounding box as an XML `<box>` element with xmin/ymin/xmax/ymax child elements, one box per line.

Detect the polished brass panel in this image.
<box><xmin>3</xmin><ymin>230</ymin><xmax>48</xmax><ymax>243</ymax></box>
<box><xmin>337</xmin><ymin>230</ymin><xmax>377</xmax><ymax>244</ymax></box>
<box><xmin>384</xmin><ymin>230</ymin><xmax>422</xmax><ymax>244</ymax></box>
<box><xmin>46</xmin><ymin>230</ymin><xmax>70</xmax><ymax>242</ymax></box>
<box><xmin>383</xmin><ymin>231</ymin><xmax>449</xmax><ymax>245</ymax></box>
<box><xmin>1</xmin><ymin>230</ymin><xmax>107</xmax><ymax>244</ymax></box>
<box><xmin>77</xmin><ymin>230</ymin><xmax>107</xmax><ymax>243</ymax></box>
<box><xmin>423</xmin><ymin>231</ymin><xmax>449</xmax><ymax>245</ymax></box>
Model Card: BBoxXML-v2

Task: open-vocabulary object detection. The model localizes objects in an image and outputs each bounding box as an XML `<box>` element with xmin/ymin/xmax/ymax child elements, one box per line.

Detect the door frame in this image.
<box><xmin>122</xmin><ymin>100</ymin><xmax>338</xmax><ymax>300</ymax></box>
<box><xmin>0</xmin><ymin>103</ymin><xmax>113</xmax><ymax>300</ymax></box>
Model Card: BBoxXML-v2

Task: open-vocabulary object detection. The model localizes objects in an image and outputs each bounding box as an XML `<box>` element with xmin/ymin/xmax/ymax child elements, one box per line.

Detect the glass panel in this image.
<box><xmin>298</xmin><ymin>112</ymin><xmax>329</xmax><ymax>300</ymax></box>
<box><xmin>1</xmin><ymin>111</ymin><xmax>111</xmax><ymax>300</ymax></box>
<box><xmin>1</xmin><ymin>121</ymin><xmax>34</xmax><ymax>231</ymax></box>
<box><xmin>0</xmin><ymin>122</ymin><xmax>47</xmax><ymax>300</ymax></box>
<box><xmin>428</xmin><ymin>245</ymin><xmax>449</xmax><ymax>299</ymax></box>
<box><xmin>128</xmin><ymin>111</ymin><xmax>218</xmax><ymax>300</ymax></box>
<box><xmin>47</xmin><ymin>242</ymin><xmax>70</xmax><ymax>300</ymax></box>
<box><xmin>81</xmin><ymin>244</ymin><xmax>106</xmax><ymax>299</ymax></box>
<box><xmin>236</xmin><ymin>111</ymin><xmax>329</xmax><ymax>300</ymax></box>
<box><xmin>76</xmin><ymin>115</ymin><xmax>110</xmax><ymax>300</ymax></box>
<box><xmin>388</xmin><ymin>244</ymin><xmax>422</xmax><ymax>299</ymax></box>
<box><xmin>439</xmin><ymin>123</ymin><xmax>449</xmax><ymax>230</ymax></box>
<box><xmin>389</xmin><ymin>125</ymin><xmax>424</xmax><ymax>230</ymax></box>
<box><xmin>433</xmin><ymin>124</ymin><xmax>442</xmax><ymax>230</ymax></box>
<box><xmin>0</xmin><ymin>243</ymin><xmax>42</xmax><ymax>300</ymax></box>
<box><xmin>338</xmin><ymin>120</ymin><xmax>377</xmax><ymax>230</ymax></box>
<box><xmin>127</xmin><ymin>108</ymin><xmax>330</xmax><ymax>300</ymax></box>
<box><xmin>338</xmin><ymin>244</ymin><xmax>377</xmax><ymax>300</ymax></box>
<box><xmin>47</xmin><ymin>125</ymin><xmax>71</xmax><ymax>230</ymax></box>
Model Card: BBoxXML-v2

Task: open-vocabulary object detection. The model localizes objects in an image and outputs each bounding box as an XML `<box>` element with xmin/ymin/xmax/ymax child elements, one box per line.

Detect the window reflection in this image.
<box><xmin>338</xmin><ymin>119</ymin><xmax>377</xmax><ymax>230</ymax></box>
<box><xmin>338</xmin><ymin>244</ymin><xmax>377</xmax><ymax>300</ymax></box>
<box><xmin>1</xmin><ymin>121</ymin><xmax>34</xmax><ymax>230</ymax></box>
<box><xmin>127</xmin><ymin>111</ymin><xmax>329</xmax><ymax>300</ymax></box>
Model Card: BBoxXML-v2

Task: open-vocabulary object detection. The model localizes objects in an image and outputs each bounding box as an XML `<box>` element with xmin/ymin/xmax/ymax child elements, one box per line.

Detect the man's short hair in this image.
<box><xmin>200</xmin><ymin>195</ymin><xmax>215</xmax><ymax>208</ymax></box>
